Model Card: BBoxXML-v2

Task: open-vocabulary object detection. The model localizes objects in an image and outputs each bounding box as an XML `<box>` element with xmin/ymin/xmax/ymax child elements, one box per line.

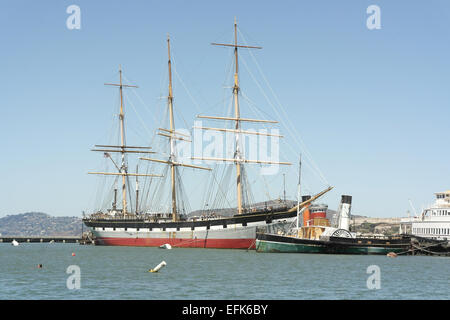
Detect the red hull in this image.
<box><xmin>96</xmin><ymin>237</ymin><xmax>256</xmax><ymax>249</ymax></box>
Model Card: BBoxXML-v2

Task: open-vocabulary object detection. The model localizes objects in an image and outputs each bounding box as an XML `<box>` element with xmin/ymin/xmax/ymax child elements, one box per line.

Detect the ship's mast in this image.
<box><xmin>193</xmin><ymin>18</ymin><xmax>291</xmax><ymax>215</ymax></box>
<box><xmin>104</xmin><ymin>66</ymin><xmax>134</xmax><ymax>214</ymax></box>
<box><xmin>140</xmin><ymin>36</ymin><xmax>211</xmax><ymax>221</ymax></box>
<box><xmin>167</xmin><ymin>35</ymin><xmax>177</xmax><ymax>220</ymax></box>
<box><xmin>89</xmin><ymin>67</ymin><xmax>163</xmax><ymax>215</ymax></box>
<box><xmin>232</xmin><ymin>18</ymin><xmax>244</xmax><ymax>214</ymax></box>
<box><xmin>118</xmin><ymin>66</ymin><xmax>128</xmax><ymax>214</ymax></box>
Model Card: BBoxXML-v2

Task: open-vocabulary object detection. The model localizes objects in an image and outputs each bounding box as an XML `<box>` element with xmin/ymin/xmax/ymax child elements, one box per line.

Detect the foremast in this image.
<box><xmin>89</xmin><ymin>66</ymin><xmax>162</xmax><ymax>216</ymax></box>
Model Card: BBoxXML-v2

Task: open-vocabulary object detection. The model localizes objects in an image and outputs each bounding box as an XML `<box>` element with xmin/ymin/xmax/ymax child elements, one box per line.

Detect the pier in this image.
<box><xmin>1</xmin><ymin>236</ymin><xmax>82</xmax><ymax>244</ymax></box>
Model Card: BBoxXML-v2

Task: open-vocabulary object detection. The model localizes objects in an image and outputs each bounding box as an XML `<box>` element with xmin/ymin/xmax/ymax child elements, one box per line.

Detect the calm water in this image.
<box><xmin>0</xmin><ymin>243</ymin><xmax>449</xmax><ymax>300</ymax></box>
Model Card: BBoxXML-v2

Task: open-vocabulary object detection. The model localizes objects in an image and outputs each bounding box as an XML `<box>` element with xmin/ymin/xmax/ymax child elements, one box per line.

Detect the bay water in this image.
<box><xmin>1</xmin><ymin>243</ymin><xmax>449</xmax><ymax>300</ymax></box>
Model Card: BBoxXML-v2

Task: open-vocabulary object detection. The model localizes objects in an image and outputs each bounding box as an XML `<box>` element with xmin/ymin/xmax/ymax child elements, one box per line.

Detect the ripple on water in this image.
<box><xmin>1</xmin><ymin>244</ymin><xmax>449</xmax><ymax>299</ymax></box>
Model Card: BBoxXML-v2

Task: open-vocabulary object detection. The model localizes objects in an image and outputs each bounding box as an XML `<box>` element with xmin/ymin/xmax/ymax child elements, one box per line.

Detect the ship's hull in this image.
<box><xmin>92</xmin><ymin>226</ymin><xmax>257</xmax><ymax>248</ymax></box>
<box><xmin>255</xmin><ymin>233</ymin><xmax>327</xmax><ymax>253</ymax></box>
<box><xmin>84</xmin><ymin>210</ymin><xmax>296</xmax><ymax>249</ymax></box>
<box><xmin>256</xmin><ymin>233</ymin><xmax>411</xmax><ymax>255</ymax></box>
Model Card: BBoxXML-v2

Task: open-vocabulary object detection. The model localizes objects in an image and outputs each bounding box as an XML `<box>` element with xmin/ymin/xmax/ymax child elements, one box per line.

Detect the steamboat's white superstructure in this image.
<box><xmin>401</xmin><ymin>190</ymin><xmax>450</xmax><ymax>240</ymax></box>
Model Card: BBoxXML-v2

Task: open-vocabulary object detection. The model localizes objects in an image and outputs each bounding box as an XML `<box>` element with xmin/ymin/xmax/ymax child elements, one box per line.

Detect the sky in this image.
<box><xmin>1</xmin><ymin>0</ymin><xmax>449</xmax><ymax>218</ymax></box>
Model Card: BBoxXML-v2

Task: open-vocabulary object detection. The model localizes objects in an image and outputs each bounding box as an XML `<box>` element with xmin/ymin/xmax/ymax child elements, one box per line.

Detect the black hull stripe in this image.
<box><xmin>83</xmin><ymin>210</ymin><xmax>296</xmax><ymax>229</ymax></box>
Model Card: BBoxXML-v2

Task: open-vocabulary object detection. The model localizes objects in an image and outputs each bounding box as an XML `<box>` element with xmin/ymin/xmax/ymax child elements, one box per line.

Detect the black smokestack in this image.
<box><xmin>341</xmin><ymin>195</ymin><xmax>352</xmax><ymax>205</ymax></box>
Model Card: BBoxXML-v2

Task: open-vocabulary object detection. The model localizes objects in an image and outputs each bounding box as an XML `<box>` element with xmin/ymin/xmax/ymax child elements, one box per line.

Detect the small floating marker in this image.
<box><xmin>149</xmin><ymin>261</ymin><xmax>167</xmax><ymax>273</ymax></box>
<box><xmin>37</xmin><ymin>264</ymin><xmax>43</xmax><ymax>269</ymax></box>
<box><xmin>72</xmin><ymin>252</ymin><xmax>76</xmax><ymax>256</ymax></box>
<box><xmin>11</xmin><ymin>240</ymin><xmax>19</xmax><ymax>246</ymax></box>
<box><xmin>387</xmin><ymin>252</ymin><xmax>397</xmax><ymax>258</ymax></box>
<box><xmin>159</xmin><ymin>243</ymin><xmax>172</xmax><ymax>250</ymax></box>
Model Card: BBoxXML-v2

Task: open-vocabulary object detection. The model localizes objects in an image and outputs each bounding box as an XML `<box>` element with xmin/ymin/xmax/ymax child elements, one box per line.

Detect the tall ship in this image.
<box><xmin>400</xmin><ymin>190</ymin><xmax>450</xmax><ymax>241</ymax></box>
<box><xmin>82</xmin><ymin>20</ymin><xmax>332</xmax><ymax>248</ymax></box>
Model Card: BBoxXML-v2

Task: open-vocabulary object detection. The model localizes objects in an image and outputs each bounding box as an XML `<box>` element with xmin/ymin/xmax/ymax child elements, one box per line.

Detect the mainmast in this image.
<box><xmin>117</xmin><ymin>66</ymin><xmax>128</xmax><ymax>214</ymax></box>
<box><xmin>140</xmin><ymin>36</ymin><xmax>211</xmax><ymax>222</ymax></box>
<box><xmin>193</xmin><ymin>18</ymin><xmax>291</xmax><ymax>215</ymax></box>
<box><xmin>231</xmin><ymin>18</ymin><xmax>244</xmax><ymax>214</ymax></box>
<box><xmin>89</xmin><ymin>66</ymin><xmax>162</xmax><ymax>215</ymax></box>
<box><xmin>167</xmin><ymin>35</ymin><xmax>177</xmax><ymax>220</ymax></box>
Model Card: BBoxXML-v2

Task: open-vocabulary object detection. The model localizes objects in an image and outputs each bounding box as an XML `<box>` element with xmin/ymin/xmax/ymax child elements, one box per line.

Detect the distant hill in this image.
<box><xmin>0</xmin><ymin>212</ymin><xmax>82</xmax><ymax>237</ymax></box>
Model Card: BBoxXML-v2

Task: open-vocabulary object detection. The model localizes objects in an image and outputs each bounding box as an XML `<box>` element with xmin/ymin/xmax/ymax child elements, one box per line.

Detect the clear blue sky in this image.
<box><xmin>1</xmin><ymin>0</ymin><xmax>449</xmax><ymax>218</ymax></box>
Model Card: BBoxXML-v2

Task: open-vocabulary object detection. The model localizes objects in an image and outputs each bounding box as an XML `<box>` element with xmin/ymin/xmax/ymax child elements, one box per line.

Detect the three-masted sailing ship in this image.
<box><xmin>82</xmin><ymin>20</ymin><xmax>332</xmax><ymax>248</ymax></box>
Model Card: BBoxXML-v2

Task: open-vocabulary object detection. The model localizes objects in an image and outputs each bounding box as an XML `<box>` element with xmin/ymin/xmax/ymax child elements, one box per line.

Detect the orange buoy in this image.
<box><xmin>72</xmin><ymin>252</ymin><xmax>76</xmax><ymax>256</ymax></box>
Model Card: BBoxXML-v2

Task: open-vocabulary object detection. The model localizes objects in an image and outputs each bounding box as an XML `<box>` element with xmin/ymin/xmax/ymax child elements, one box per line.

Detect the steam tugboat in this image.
<box><xmin>256</xmin><ymin>195</ymin><xmax>411</xmax><ymax>255</ymax></box>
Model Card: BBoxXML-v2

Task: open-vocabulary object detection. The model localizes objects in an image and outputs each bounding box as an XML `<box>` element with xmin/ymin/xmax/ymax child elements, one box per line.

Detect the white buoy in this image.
<box><xmin>11</xmin><ymin>240</ymin><xmax>19</xmax><ymax>246</ymax></box>
<box><xmin>149</xmin><ymin>261</ymin><xmax>167</xmax><ymax>273</ymax></box>
<box><xmin>159</xmin><ymin>243</ymin><xmax>172</xmax><ymax>250</ymax></box>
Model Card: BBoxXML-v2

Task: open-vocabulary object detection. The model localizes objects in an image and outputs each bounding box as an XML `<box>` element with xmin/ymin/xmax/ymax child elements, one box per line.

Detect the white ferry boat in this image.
<box><xmin>401</xmin><ymin>190</ymin><xmax>450</xmax><ymax>240</ymax></box>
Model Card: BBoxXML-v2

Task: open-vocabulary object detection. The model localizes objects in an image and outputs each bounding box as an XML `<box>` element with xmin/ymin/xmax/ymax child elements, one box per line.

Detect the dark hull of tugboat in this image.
<box><xmin>83</xmin><ymin>210</ymin><xmax>296</xmax><ymax>249</ymax></box>
<box><xmin>255</xmin><ymin>233</ymin><xmax>411</xmax><ymax>255</ymax></box>
<box><xmin>255</xmin><ymin>233</ymin><xmax>327</xmax><ymax>253</ymax></box>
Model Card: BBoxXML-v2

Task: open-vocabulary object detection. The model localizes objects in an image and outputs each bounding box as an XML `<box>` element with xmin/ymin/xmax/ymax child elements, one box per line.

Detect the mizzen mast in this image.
<box><xmin>193</xmin><ymin>18</ymin><xmax>290</xmax><ymax>215</ymax></box>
